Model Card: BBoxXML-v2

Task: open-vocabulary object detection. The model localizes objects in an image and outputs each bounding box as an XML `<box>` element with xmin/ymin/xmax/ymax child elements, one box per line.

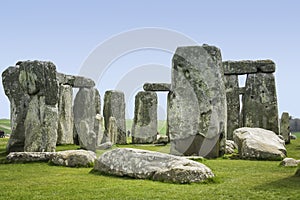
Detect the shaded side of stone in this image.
<box><xmin>2</xmin><ymin>67</ymin><xmax>30</xmax><ymax>152</ymax></box>
<box><xmin>103</xmin><ymin>90</ymin><xmax>126</xmax><ymax>144</ymax></box>
<box><xmin>280</xmin><ymin>112</ymin><xmax>290</xmax><ymax>144</ymax></box>
<box><xmin>169</xmin><ymin>45</ymin><xmax>227</xmax><ymax>158</ymax></box>
<box><xmin>224</xmin><ymin>75</ymin><xmax>240</xmax><ymax>140</ymax></box>
<box><xmin>57</xmin><ymin>84</ymin><xmax>74</xmax><ymax>144</ymax></box>
<box><xmin>132</xmin><ymin>91</ymin><xmax>157</xmax><ymax>144</ymax></box>
<box><xmin>143</xmin><ymin>83</ymin><xmax>171</xmax><ymax>91</ymax></box>
<box><xmin>242</xmin><ymin>73</ymin><xmax>279</xmax><ymax>134</ymax></box>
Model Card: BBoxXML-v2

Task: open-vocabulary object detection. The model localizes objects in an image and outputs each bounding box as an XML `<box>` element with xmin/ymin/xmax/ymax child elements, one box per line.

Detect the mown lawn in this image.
<box><xmin>0</xmin><ymin>135</ymin><xmax>300</xmax><ymax>200</ymax></box>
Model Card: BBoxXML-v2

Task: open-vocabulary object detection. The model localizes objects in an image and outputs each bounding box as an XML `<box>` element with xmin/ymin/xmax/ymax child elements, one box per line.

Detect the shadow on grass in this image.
<box><xmin>253</xmin><ymin>175</ymin><xmax>300</xmax><ymax>192</ymax></box>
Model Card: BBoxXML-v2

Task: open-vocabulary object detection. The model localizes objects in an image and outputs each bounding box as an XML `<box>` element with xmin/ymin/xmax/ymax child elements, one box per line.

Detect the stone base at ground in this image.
<box><xmin>233</xmin><ymin>127</ymin><xmax>286</xmax><ymax>160</ymax></box>
<box><xmin>50</xmin><ymin>150</ymin><xmax>96</xmax><ymax>167</ymax></box>
<box><xmin>93</xmin><ymin>148</ymin><xmax>214</xmax><ymax>184</ymax></box>
<box><xmin>280</xmin><ymin>158</ymin><xmax>300</xmax><ymax>167</ymax></box>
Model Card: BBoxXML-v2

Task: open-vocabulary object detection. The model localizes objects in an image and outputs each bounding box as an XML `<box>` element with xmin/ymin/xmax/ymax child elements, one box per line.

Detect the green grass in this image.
<box><xmin>0</xmin><ymin>119</ymin><xmax>11</xmax><ymax>134</ymax></box>
<box><xmin>0</xmin><ymin>137</ymin><xmax>300</xmax><ymax>199</ymax></box>
<box><xmin>1</xmin><ymin>119</ymin><xmax>300</xmax><ymax>199</ymax></box>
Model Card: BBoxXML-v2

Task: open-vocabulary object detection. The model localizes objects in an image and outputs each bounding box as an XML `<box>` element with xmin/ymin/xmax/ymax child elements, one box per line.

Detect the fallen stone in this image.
<box><xmin>50</xmin><ymin>150</ymin><xmax>96</xmax><ymax>167</ymax></box>
<box><xmin>143</xmin><ymin>83</ymin><xmax>171</xmax><ymax>91</ymax></box>
<box><xmin>154</xmin><ymin>135</ymin><xmax>169</xmax><ymax>145</ymax></box>
<box><xmin>93</xmin><ymin>148</ymin><xmax>214</xmax><ymax>184</ymax></box>
<box><xmin>280</xmin><ymin>158</ymin><xmax>300</xmax><ymax>167</ymax></box>
<box><xmin>290</xmin><ymin>134</ymin><xmax>297</xmax><ymax>140</ymax></box>
<box><xmin>233</xmin><ymin>127</ymin><xmax>286</xmax><ymax>160</ymax></box>
<box><xmin>6</xmin><ymin>152</ymin><xmax>55</xmax><ymax>163</ymax></box>
<box><xmin>96</xmin><ymin>142</ymin><xmax>113</xmax><ymax>150</ymax></box>
<box><xmin>225</xmin><ymin>140</ymin><xmax>237</xmax><ymax>154</ymax></box>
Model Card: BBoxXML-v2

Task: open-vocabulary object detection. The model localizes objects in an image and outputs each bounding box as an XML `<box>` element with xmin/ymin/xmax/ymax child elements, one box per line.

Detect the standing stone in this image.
<box><xmin>108</xmin><ymin>117</ymin><xmax>117</xmax><ymax>144</ymax></box>
<box><xmin>73</xmin><ymin>87</ymin><xmax>101</xmax><ymax>151</ymax></box>
<box><xmin>224</xmin><ymin>75</ymin><xmax>240</xmax><ymax>140</ymax></box>
<box><xmin>2</xmin><ymin>67</ymin><xmax>30</xmax><ymax>152</ymax></box>
<box><xmin>57</xmin><ymin>84</ymin><xmax>74</xmax><ymax>144</ymax></box>
<box><xmin>280</xmin><ymin>112</ymin><xmax>290</xmax><ymax>144</ymax></box>
<box><xmin>18</xmin><ymin>61</ymin><xmax>59</xmax><ymax>152</ymax></box>
<box><xmin>132</xmin><ymin>91</ymin><xmax>157</xmax><ymax>144</ymax></box>
<box><xmin>242</xmin><ymin>72</ymin><xmax>279</xmax><ymax>134</ymax></box>
<box><xmin>95</xmin><ymin>114</ymin><xmax>104</xmax><ymax>146</ymax></box>
<box><xmin>103</xmin><ymin>90</ymin><xmax>126</xmax><ymax>144</ymax></box>
<box><xmin>168</xmin><ymin>45</ymin><xmax>227</xmax><ymax>158</ymax></box>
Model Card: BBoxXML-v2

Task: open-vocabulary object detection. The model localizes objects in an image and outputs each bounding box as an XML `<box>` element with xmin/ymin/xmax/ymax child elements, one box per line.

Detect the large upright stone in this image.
<box><xmin>168</xmin><ymin>45</ymin><xmax>227</xmax><ymax>158</ymax></box>
<box><xmin>2</xmin><ymin>67</ymin><xmax>30</xmax><ymax>152</ymax></box>
<box><xmin>224</xmin><ymin>75</ymin><xmax>240</xmax><ymax>140</ymax></box>
<box><xmin>57</xmin><ymin>84</ymin><xmax>74</xmax><ymax>145</ymax></box>
<box><xmin>103</xmin><ymin>90</ymin><xmax>126</xmax><ymax>144</ymax></box>
<box><xmin>132</xmin><ymin>91</ymin><xmax>157</xmax><ymax>144</ymax></box>
<box><xmin>242</xmin><ymin>72</ymin><xmax>279</xmax><ymax>134</ymax></box>
<box><xmin>280</xmin><ymin>112</ymin><xmax>290</xmax><ymax>144</ymax></box>
<box><xmin>73</xmin><ymin>87</ymin><xmax>101</xmax><ymax>151</ymax></box>
<box><xmin>3</xmin><ymin>61</ymin><xmax>59</xmax><ymax>152</ymax></box>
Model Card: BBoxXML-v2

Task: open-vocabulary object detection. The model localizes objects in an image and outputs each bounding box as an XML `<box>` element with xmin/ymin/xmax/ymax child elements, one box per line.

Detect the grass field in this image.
<box><xmin>0</xmin><ymin>120</ymin><xmax>300</xmax><ymax>199</ymax></box>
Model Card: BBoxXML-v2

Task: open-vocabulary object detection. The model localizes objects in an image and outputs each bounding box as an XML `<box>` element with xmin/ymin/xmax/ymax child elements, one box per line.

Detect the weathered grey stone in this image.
<box><xmin>132</xmin><ymin>91</ymin><xmax>157</xmax><ymax>144</ymax></box>
<box><xmin>223</xmin><ymin>60</ymin><xmax>257</xmax><ymax>75</ymax></box>
<box><xmin>168</xmin><ymin>45</ymin><xmax>227</xmax><ymax>158</ymax></box>
<box><xmin>223</xmin><ymin>60</ymin><xmax>275</xmax><ymax>75</ymax></box>
<box><xmin>73</xmin><ymin>87</ymin><xmax>101</xmax><ymax>151</ymax></box>
<box><xmin>103</xmin><ymin>90</ymin><xmax>126</xmax><ymax>144</ymax></box>
<box><xmin>50</xmin><ymin>150</ymin><xmax>96</xmax><ymax>167</ymax></box>
<box><xmin>108</xmin><ymin>117</ymin><xmax>117</xmax><ymax>144</ymax></box>
<box><xmin>280</xmin><ymin>112</ymin><xmax>290</xmax><ymax>144</ymax></box>
<box><xmin>225</xmin><ymin>140</ymin><xmax>237</xmax><ymax>154</ymax></box>
<box><xmin>233</xmin><ymin>127</ymin><xmax>286</xmax><ymax>160</ymax></box>
<box><xmin>6</xmin><ymin>152</ymin><xmax>55</xmax><ymax>163</ymax></box>
<box><xmin>2</xmin><ymin>67</ymin><xmax>30</xmax><ymax>152</ymax></box>
<box><xmin>56</xmin><ymin>72</ymin><xmax>95</xmax><ymax>88</ymax></box>
<box><xmin>290</xmin><ymin>134</ymin><xmax>297</xmax><ymax>140</ymax></box>
<box><xmin>3</xmin><ymin>61</ymin><xmax>59</xmax><ymax>153</ymax></box>
<box><xmin>24</xmin><ymin>96</ymin><xmax>58</xmax><ymax>152</ymax></box>
<box><xmin>57</xmin><ymin>84</ymin><xmax>74</xmax><ymax>144</ymax></box>
<box><xmin>143</xmin><ymin>83</ymin><xmax>171</xmax><ymax>91</ymax></box>
<box><xmin>93</xmin><ymin>148</ymin><xmax>214</xmax><ymax>184</ymax></box>
<box><xmin>224</xmin><ymin>75</ymin><xmax>240</xmax><ymax>140</ymax></box>
<box><xmin>242</xmin><ymin>73</ymin><xmax>279</xmax><ymax>134</ymax></box>
<box><xmin>280</xmin><ymin>158</ymin><xmax>300</xmax><ymax>167</ymax></box>
<box><xmin>96</xmin><ymin>142</ymin><xmax>113</xmax><ymax>150</ymax></box>
<box><xmin>95</xmin><ymin>114</ymin><xmax>104</xmax><ymax>146</ymax></box>
<box><xmin>154</xmin><ymin>135</ymin><xmax>169</xmax><ymax>145</ymax></box>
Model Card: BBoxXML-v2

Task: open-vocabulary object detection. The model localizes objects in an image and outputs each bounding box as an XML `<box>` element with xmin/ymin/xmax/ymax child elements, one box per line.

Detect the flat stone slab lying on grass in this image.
<box><xmin>50</xmin><ymin>150</ymin><xmax>96</xmax><ymax>167</ymax></box>
<box><xmin>93</xmin><ymin>148</ymin><xmax>214</xmax><ymax>184</ymax></box>
<box><xmin>6</xmin><ymin>152</ymin><xmax>55</xmax><ymax>162</ymax></box>
<box><xmin>7</xmin><ymin>150</ymin><xmax>96</xmax><ymax>167</ymax></box>
<box><xmin>233</xmin><ymin>127</ymin><xmax>286</xmax><ymax>160</ymax></box>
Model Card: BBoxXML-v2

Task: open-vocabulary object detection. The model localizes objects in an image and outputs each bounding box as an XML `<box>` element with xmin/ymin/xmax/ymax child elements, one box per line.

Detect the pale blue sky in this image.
<box><xmin>1</xmin><ymin>1</ymin><xmax>300</xmax><ymax>119</ymax></box>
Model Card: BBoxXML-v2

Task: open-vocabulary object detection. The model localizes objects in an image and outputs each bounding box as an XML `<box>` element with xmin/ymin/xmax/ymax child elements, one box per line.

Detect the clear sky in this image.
<box><xmin>0</xmin><ymin>1</ymin><xmax>299</xmax><ymax>120</ymax></box>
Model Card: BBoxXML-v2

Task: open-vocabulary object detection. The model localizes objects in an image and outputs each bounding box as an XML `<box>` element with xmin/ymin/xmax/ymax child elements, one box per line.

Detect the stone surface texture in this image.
<box><xmin>56</xmin><ymin>73</ymin><xmax>95</xmax><ymax>88</ymax></box>
<box><xmin>57</xmin><ymin>84</ymin><xmax>74</xmax><ymax>144</ymax></box>
<box><xmin>224</xmin><ymin>75</ymin><xmax>240</xmax><ymax>140</ymax></box>
<box><xmin>280</xmin><ymin>112</ymin><xmax>290</xmax><ymax>144</ymax></box>
<box><xmin>223</xmin><ymin>60</ymin><xmax>275</xmax><ymax>75</ymax></box>
<box><xmin>103</xmin><ymin>90</ymin><xmax>126</xmax><ymax>144</ymax></box>
<box><xmin>6</xmin><ymin>152</ymin><xmax>55</xmax><ymax>162</ymax></box>
<box><xmin>143</xmin><ymin>83</ymin><xmax>171</xmax><ymax>91</ymax></box>
<box><xmin>242</xmin><ymin>72</ymin><xmax>279</xmax><ymax>134</ymax></box>
<box><xmin>93</xmin><ymin>148</ymin><xmax>214</xmax><ymax>184</ymax></box>
<box><xmin>73</xmin><ymin>87</ymin><xmax>101</xmax><ymax>151</ymax></box>
<box><xmin>168</xmin><ymin>45</ymin><xmax>227</xmax><ymax>158</ymax></box>
<box><xmin>50</xmin><ymin>150</ymin><xmax>96</xmax><ymax>167</ymax></box>
<box><xmin>3</xmin><ymin>61</ymin><xmax>59</xmax><ymax>153</ymax></box>
<box><xmin>132</xmin><ymin>91</ymin><xmax>158</xmax><ymax>144</ymax></box>
<box><xmin>280</xmin><ymin>158</ymin><xmax>300</xmax><ymax>167</ymax></box>
<box><xmin>108</xmin><ymin>116</ymin><xmax>117</xmax><ymax>144</ymax></box>
<box><xmin>233</xmin><ymin>127</ymin><xmax>286</xmax><ymax>160</ymax></box>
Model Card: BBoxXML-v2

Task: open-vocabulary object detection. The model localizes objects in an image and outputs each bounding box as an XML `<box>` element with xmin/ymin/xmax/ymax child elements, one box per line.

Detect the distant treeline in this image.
<box><xmin>289</xmin><ymin>118</ymin><xmax>300</xmax><ymax>132</ymax></box>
